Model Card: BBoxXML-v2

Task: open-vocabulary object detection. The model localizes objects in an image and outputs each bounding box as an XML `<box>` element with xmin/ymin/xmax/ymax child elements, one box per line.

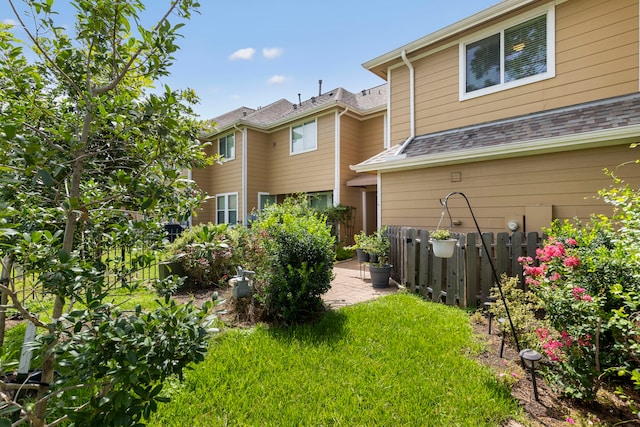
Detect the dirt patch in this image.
<box><xmin>470</xmin><ymin>317</ymin><xmax>638</xmax><ymax>426</ymax></box>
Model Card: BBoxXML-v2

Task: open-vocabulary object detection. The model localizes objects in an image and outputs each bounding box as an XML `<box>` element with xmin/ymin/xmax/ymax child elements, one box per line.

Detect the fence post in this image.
<box><xmin>418</xmin><ymin>229</ymin><xmax>429</xmax><ymax>298</ymax></box>
<box><xmin>405</xmin><ymin>228</ymin><xmax>417</xmax><ymax>292</ymax></box>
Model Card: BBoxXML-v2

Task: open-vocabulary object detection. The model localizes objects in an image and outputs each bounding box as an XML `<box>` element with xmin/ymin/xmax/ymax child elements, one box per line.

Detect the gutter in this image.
<box><xmin>395</xmin><ymin>49</ymin><xmax>416</xmax><ymax>156</ymax></box>
<box><xmin>201</xmin><ymin>99</ymin><xmax>387</xmax><ymax>139</ymax></box>
<box><xmin>352</xmin><ymin>125</ymin><xmax>640</xmax><ymax>173</ymax></box>
<box><xmin>362</xmin><ymin>0</ymin><xmax>538</xmax><ymax>73</ymax></box>
<box><xmin>234</xmin><ymin>123</ymin><xmax>247</xmax><ymax>225</ymax></box>
<box><xmin>334</xmin><ymin>106</ymin><xmax>350</xmax><ymax>206</ymax></box>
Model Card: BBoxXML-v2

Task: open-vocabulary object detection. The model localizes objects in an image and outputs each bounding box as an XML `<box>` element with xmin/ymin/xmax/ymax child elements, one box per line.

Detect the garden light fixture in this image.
<box><xmin>519</xmin><ymin>349</ymin><xmax>542</xmax><ymax>401</ymax></box>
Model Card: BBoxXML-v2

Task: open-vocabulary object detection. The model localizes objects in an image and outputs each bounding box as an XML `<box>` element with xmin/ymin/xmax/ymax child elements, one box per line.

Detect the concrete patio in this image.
<box><xmin>322</xmin><ymin>258</ymin><xmax>400</xmax><ymax>309</ymax></box>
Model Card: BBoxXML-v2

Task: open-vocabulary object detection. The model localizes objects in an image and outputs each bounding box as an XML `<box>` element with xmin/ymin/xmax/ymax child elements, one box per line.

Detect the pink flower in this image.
<box><xmin>565</xmin><ymin>238</ymin><xmax>578</xmax><ymax>247</ymax></box>
<box><xmin>518</xmin><ymin>256</ymin><xmax>533</xmax><ymax>265</ymax></box>
<box><xmin>549</xmin><ymin>272</ymin><xmax>562</xmax><ymax>282</ymax></box>
<box><xmin>524</xmin><ymin>265</ymin><xmax>546</xmax><ymax>277</ymax></box>
<box><xmin>537</xmin><ymin>242</ymin><xmax>566</xmax><ymax>262</ymax></box>
<box><xmin>567</xmin><ymin>417</ymin><xmax>575</xmax><ymax>424</ymax></box>
<box><xmin>563</xmin><ymin>256</ymin><xmax>580</xmax><ymax>268</ymax></box>
<box><xmin>572</xmin><ymin>287</ymin><xmax>592</xmax><ymax>302</ymax></box>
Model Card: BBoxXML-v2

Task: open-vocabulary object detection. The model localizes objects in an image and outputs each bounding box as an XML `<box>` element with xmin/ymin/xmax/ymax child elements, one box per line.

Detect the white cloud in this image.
<box><xmin>3</xmin><ymin>18</ymin><xmax>17</xmax><ymax>27</ymax></box>
<box><xmin>262</xmin><ymin>47</ymin><xmax>283</xmax><ymax>59</ymax></box>
<box><xmin>229</xmin><ymin>48</ymin><xmax>256</xmax><ymax>61</ymax></box>
<box><xmin>267</xmin><ymin>75</ymin><xmax>287</xmax><ymax>85</ymax></box>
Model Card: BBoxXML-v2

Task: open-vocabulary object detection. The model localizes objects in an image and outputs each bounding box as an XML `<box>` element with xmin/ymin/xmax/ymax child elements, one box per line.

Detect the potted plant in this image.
<box><xmin>365</xmin><ymin>226</ymin><xmax>392</xmax><ymax>288</ymax></box>
<box><xmin>429</xmin><ymin>229</ymin><xmax>457</xmax><ymax>258</ymax></box>
<box><xmin>350</xmin><ymin>230</ymin><xmax>371</xmax><ymax>263</ymax></box>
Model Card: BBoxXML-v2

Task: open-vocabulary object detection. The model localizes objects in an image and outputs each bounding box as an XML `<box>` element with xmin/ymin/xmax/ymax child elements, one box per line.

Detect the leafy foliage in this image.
<box><xmin>0</xmin><ymin>1</ymin><xmax>219</xmax><ymax>425</ymax></box>
<box><xmin>248</xmin><ymin>196</ymin><xmax>335</xmax><ymax>324</ymax></box>
<box><xmin>520</xmin><ymin>211</ymin><xmax>640</xmax><ymax>403</ymax></box>
<box><xmin>167</xmin><ymin>223</ymin><xmax>238</xmax><ymax>288</ymax></box>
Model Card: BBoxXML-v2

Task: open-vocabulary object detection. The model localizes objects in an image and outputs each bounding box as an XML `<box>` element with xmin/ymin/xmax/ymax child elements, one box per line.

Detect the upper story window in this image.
<box><xmin>219</xmin><ymin>133</ymin><xmax>235</xmax><ymax>161</ymax></box>
<box><xmin>291</xmin><ymin>120</ymin><xmax>317</xmax><ymax>155</ymax></box>
<box><xmin>460</xmin><ymin>4</ymin><xmax>555</xmax><ymax>100</ymax></box>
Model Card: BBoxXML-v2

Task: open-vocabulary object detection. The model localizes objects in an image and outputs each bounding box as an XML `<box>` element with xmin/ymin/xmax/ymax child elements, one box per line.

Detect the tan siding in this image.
<box><xmin>390</xmin><ymin>67</ymin><xmax>411</xmax><ymax>145</ymax></box>
<box><xmin>396</xmin><ymin>0</ymin><xmax>639</xmax><ymax>138</ymax></box>
<box><xmin>380</xmin><ymin>145</ymin><xmax>640</xmax><ymax>233</ymax></box>
<box><xmin>191</xmin><ymin>144</ymin><xmax>216</xmax><ymax>224</ymax></box>
<box><xmin>246</xmin><ymin>129</ymin><xmax>270</xmax><ymax>214</ymax></box>
<box><xmin>359</xmin><ymin>115</ymin><xmax>386</xmax><ymax>160</ymax></box>
<box><xmin>269</xmin><ymin>114</ymin><xmax>335</xmax><ymax>195</ymax></box>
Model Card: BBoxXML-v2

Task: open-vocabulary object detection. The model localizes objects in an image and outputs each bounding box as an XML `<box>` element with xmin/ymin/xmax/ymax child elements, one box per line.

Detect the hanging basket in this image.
<box><xmin>430</xmin><ymin>239</ymin><xmax>457</xmax><ymax>258</ymax></box>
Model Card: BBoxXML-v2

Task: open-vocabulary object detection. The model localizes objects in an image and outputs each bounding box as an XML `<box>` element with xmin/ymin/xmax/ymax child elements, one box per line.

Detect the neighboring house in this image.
<box><xmin>352</xmin><ymin>0</ymin><xmax>640</xmax><ymax>233</ymax></box>
<box><xmin>192</xmin><ymin>84</ymin><xmax>387</xmax><ymax>238</ymax></box>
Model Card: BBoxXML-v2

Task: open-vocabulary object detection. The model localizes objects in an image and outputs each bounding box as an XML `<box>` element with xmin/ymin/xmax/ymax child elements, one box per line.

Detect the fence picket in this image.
<box><xmin>389</xmin><ymin>227</ymin><xmax>542</xmax><ymax>308</ymax></box>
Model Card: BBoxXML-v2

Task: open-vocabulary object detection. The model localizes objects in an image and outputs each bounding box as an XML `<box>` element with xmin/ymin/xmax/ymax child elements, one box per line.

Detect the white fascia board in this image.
<box><xmin>352</xmin><ymin>125</ymin><xmax>640</xmax><ymax>173</ymax></box>
<box><xmin>362</xmin><ymin>0</ymin><xmax>538</xmax><ymax>72</ymax></box>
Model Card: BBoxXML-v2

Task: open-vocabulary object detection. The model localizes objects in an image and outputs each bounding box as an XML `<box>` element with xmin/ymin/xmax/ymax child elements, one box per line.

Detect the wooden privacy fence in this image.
<box><xmin>386</xmin><ymin>226</ymin><xmax>544</xmax><ymax>308</ymax></box>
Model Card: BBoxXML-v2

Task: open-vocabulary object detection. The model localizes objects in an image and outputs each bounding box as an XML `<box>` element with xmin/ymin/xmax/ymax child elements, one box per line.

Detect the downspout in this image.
<box><xmin>396</xmin><ymin>49</ymin><xmax>416</xmax><ymax>155</ymax></box>
<box><xmin>234</xmin><ymin>124</ymin><xmax>247</xmax><ymax>225</ymax></box>
<box><xmin>334</xmin><ymin>106</ymin><xmax>349</xmax><ymax>206</ymax></box>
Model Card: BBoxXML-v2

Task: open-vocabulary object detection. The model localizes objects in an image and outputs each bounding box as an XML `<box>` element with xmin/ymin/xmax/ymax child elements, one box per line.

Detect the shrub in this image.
<box><xmin>167</xmin><ymin>223</ymin><xmax>238</xmax><ymax>288</ymax></box>
<box><xmin>249</xmin><ymin>195</ymin><xmax>335</xmax><ymax>323</ymax></box>
<box><xmin>520</xmin><ymin>215</ymin><xmax>640</xmax><ymax>401</ymax></box>
<box><xmin>489</xmin><ymin>275</ymin><xmax>545</xmax><ymax>352</ymax></box>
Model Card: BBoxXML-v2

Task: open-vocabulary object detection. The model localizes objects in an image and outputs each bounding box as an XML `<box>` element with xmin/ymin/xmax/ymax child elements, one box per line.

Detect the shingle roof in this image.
<box><xmin>402</xmin><ymin>92</ymin><xmax>640</xmax><ymax>159</ymax></box>
<box><xmin>353</xmin><ymin>92</ymin><xmax>640</xmax><ymax>172</ymax></box>
<box><xmin>205</xmin><ymin>84</ymin><xmax>387</xmax><ymax>136</ymax></box>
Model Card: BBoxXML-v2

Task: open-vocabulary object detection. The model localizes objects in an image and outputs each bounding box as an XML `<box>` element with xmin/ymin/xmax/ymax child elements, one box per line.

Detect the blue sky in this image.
<box><xmin>2</xmin><ymin>0</ymin><xmax>498</xmax><ymax>120</ymax></box>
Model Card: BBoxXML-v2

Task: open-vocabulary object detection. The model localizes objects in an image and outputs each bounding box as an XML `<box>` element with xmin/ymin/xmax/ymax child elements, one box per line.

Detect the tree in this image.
<box><xmin>0</xmin><ymin>1</ymin><xmax>218</xmax><ymax>425</ymax></box>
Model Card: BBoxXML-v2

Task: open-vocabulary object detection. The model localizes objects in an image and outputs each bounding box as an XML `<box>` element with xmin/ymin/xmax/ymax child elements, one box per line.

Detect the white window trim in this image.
<box><xmin>459</xmin><ymin>3</ymin><xmax>555</xmax><ymax>101</ymax></box>
<box><xmin>218</xmin><ymin>133</ymin><xmax>236</xmax><ymax>161</ymax></box>
<box><xmin>216</xmin><ymin>192</ymin><xmax>238</xmax><ymax>224</ymax></box>
<box><xmin>258</xmin><ymin>192</ymin><xmax>276</xmax><ymax>211</ymax></box>
<box><xmin>290</xmin><ymin>119</ymin><xmax>318</xmax><ymax>156</ymax></box>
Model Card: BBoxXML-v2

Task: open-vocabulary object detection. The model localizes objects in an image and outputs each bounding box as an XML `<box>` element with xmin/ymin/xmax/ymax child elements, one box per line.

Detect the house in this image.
<box><xmin>192</xmin><ymin>84</ymin><xmax>387</xmax><ymax>239</ymax></box>
<box><xmin>352</xmin><ymin>0</ymin><xmax>640</xmax><ymax>233</ymax></box>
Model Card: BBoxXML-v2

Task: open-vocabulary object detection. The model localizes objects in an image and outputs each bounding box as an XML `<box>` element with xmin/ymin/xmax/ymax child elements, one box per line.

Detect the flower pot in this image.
<box><xmin>369</xmin><ymin>264</ymin><xmax>392</xmax><ymax>288</ymax></box>
<box><xmin>356</xmin><ymin>248</ymin><xmax>370</xmax><ymax>263</ymax></box>
<box><xmin>159</xmin><ymin>261</ymin><xmax>185</xmax><ymax>279</ymax></box>
<box><xmin>430</xmin><ymin>239</ymin><xmax>457</xmax><ymax>258</ymax></box>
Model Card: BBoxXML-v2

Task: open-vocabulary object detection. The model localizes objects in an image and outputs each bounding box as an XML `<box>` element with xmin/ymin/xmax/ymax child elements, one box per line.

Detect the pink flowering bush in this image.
<box><xmin>521</xmin><ymin>215</ymin><xmax>640</xmax><ymax>402</ymax></box>
<box><xmin>168</xmin><ymin>223</ymin><xmax>240</xmax><ymax>288</ymax></box>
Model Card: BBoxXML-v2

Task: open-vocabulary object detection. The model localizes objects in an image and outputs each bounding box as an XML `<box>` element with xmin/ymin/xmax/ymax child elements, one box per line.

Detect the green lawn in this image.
<box><xmin>148</xmin><ymin>293</ymin><xmax>523</xmax><ymax>426</ymax></box>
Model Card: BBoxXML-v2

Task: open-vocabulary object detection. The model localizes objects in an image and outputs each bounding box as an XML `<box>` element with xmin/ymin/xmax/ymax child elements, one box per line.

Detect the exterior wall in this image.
<box><xmin>388</xmin><ymin>0</ymin><xmax>639</xmax><ymax>139</ymax></box>
<box><xmin>192</xmin><ymin>130</ymin><xmax>243</xmax><ymax>225</ymax></box>
<box><xmin>340</xmin><ymin>113</ymin><xmax>386</xmax><ymax>237</ymax></box>
<box><xmin>389</xmin><ymin>68</ymin><xmax>412</xmax><ymax>145</ymax></box>
<box><xmin>268</xmin><ymin>113</ymin><xmax>336</xmax><ymax>195</ymax></box>
<box><xmin>380</xmin><ymin>144</ymin><xmax>640</xmax><ymax>233</ymax></box>
<box><xmin>246</xmin><ymin>129</ymin><xmax>270</xmax><ymax>214</ymax></box>
<box><xmin>191</xmin><ymin>143</ymin><xmax>216</xmax><ymax>224</ymax></box>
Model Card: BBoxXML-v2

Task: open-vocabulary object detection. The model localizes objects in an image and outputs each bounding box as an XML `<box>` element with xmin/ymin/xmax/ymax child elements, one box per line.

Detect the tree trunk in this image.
<box><xmin>0</xmin><ymin>254</ymin><xmax>13</xmax><ymax>347</ymax></box>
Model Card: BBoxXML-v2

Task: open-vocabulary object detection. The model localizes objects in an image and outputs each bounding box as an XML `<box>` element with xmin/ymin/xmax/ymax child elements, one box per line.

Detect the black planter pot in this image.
<box><xmin>356</xmin><ymin>248</ymin><xmax>370</xmax><ymax>263</ymax></box>
<box><xmin>369</xmin><ymin>264</ymin><xmax>392</xmax><ymax>288</ymax></box>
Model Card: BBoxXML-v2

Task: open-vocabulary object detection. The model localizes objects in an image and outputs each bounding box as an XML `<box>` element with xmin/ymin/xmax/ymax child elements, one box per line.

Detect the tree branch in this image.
<box><xmin>7</xmin><ymin>0</ymin><xmax>87</xmax><ymax>103</ymax></box>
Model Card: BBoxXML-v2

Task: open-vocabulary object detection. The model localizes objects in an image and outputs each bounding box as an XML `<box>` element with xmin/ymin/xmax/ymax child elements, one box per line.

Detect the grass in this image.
<box><xmin>148</xmin><ymin>293</ymin><xmax>522</xmax><ymax>426</ymax></box>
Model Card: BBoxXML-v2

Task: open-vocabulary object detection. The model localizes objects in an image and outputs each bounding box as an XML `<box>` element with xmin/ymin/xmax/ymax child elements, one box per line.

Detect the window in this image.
<box><xmin>461</xmin><ymin>6</ymin><xmax>554</xmax><ymax>99</ymax></box>
<box><xmin>216</xmin><ymin>193</ymin><xmax>238</xmax><ymax>225</ymax></box>
<box><xmin>219</xmin><ymin>133</ymin><xmax>235</xmax><ymax>161</ymax></box>
<box><xmin>291</xmin><ymin>120</ymin><xmax>317</xmax><ymax>155</ymax></box>
<box><xmin>308</xmin><ymin>192</ymin><xmax>333</xmax><ymax>209</ymax></box>
<box><xmin>258</xmin><ymin>193</ymin><xmax>276</xmax><ymax>211</ymax></box>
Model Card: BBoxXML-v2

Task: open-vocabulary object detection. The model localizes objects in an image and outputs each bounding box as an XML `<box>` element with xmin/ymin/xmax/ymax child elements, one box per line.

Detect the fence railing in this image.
<box><xmin>387</xmin><ymin>226</ymin><xmax>544</xmax><ymax>308</ymax></box>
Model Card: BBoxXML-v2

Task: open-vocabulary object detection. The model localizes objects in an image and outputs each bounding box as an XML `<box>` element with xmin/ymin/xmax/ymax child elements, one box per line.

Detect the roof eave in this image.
<box><xmin>352</xmin><ymin>125</ymin><xmax>640</xmax><ymax>173</ymax></box>
<box><xmin>201</xmin><ymin>100</ymin><xmax>387</xmax><ymax>139</ymax></box>
<box><xmin>362</xmin><ymin>0</ymin><xmax>538</xmax><ymax>75</ymax></box>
